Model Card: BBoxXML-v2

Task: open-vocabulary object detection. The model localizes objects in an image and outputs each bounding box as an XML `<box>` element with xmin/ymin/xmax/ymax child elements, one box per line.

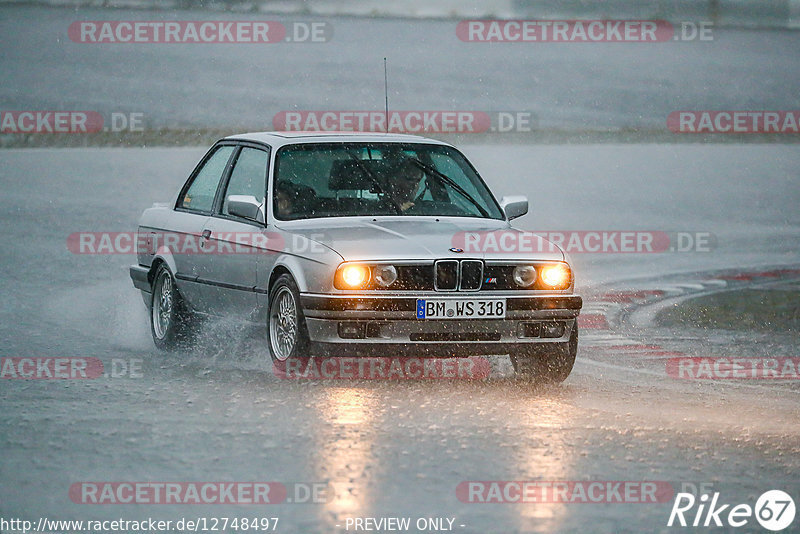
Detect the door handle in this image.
<box><xmin>200</xmin><ymin>229</ymin><xmax>212</xmax><ymax>248</ymax></box>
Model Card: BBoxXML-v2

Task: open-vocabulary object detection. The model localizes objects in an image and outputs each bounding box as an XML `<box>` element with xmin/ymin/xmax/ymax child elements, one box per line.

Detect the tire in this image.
<box><xmin>266</xmin><ymin>274</ymin><xmax>310</xmax><ymax>365</ymax></box>
<box><xmin>150</xmin><ymin>263</ymin><xmax>197</xmax><ymax>351</ymax></box>
<box><xmin>511</xmin><ymin>324</ymin><xmax>578</xmax><ymax>383</ymax></box>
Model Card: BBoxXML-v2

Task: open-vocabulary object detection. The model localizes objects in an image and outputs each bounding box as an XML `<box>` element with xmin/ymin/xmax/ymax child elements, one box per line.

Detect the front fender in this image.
<box><xmin>264</xmin><ymin>248</ymin><xmax>341</xmax><ymax>294</ymax></box>
<box><xmin>252</xmin><ymin>249</ymin><xmax>340</xmax><ymax>324</ymax></box>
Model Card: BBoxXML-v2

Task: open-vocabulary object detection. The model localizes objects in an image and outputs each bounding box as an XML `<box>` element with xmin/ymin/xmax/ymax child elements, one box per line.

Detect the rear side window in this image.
<box><xmin>222</xmin><ymin>147</ymin><xmax>269</xmax><ymax>216</ymax></box>
<box><xmin>178</xmin><ymin>145</ymin><xmax>235</xmax><ymax>212</ymax></box>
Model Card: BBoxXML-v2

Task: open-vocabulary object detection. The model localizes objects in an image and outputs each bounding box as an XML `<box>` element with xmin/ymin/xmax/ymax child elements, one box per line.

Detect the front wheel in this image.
<box><xmin>511</xmin><ymin>324</ymin><xmax>578</xmax><ymax>383</ymax></box>
<box><xmin>267</xmin><ymin>274</ymin><xmax>310</xmax><ymax>364</ymax></box>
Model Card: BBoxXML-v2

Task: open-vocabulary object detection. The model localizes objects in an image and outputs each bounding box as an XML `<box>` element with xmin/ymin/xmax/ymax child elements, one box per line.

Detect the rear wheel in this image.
<box><xmin>267</xmin><ymin>274</ymin><xmax>310</xmax><ymax>365</ymax></box>
<box><xmin>511</xmin><ymin>324</ymin><xmax>578</xmax><ymax>383</ymax></box>
<box><xmin>150</xmin><ymin>264</ymin><xmax>197</xmax><ymax>351</ymax></box>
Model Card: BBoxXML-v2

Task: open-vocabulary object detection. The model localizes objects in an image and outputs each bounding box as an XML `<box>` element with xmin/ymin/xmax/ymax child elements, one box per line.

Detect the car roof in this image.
<box><xmin>223</xmin><ymin>131</ymin><xmax>454</xmax><ymax>148</ymax></box>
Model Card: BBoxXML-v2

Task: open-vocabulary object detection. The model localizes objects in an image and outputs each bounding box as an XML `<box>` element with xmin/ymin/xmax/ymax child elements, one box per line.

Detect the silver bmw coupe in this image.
<box><xmin>130</xmin><ymin>132</ymin><xmax>582</xmax><ymax>381</ymax></box>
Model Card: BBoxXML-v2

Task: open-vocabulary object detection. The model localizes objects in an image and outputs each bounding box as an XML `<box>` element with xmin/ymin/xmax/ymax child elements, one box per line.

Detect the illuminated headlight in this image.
<box><xmin>335</xmin><ymin>264</ymin><xmax>371</xmax><ymax>289</ymax></box>
<box><xmin>512</xmin><ymin>265</ymin><xmax>537</xmax><ymax>287</ymax></box>
<box><xmin>373</xmin><ymin>265</ymin><xmax>398</xmax><ymax>287</ymax></box>
<box><xmin>540</xmin><ymin>264</ymin><xmax>571</xmax><ymax>289</ymax></box>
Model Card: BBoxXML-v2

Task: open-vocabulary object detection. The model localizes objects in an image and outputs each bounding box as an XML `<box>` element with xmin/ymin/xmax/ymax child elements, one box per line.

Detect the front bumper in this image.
<box><xmin>301</xmin><ymin>293</ymin><xmax>581</xmax><ymax>356</ymax></box>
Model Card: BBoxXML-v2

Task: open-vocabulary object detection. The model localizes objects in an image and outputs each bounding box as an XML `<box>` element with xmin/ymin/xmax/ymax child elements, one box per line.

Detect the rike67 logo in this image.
<box><xmin>668</xmin><ymin>490</ymin><xmax>796</xmax><ymax>530</ymax></box>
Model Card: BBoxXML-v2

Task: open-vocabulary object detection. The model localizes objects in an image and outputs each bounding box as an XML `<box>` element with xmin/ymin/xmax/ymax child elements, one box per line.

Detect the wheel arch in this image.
<box><xmin>268</xmin><ymin>264</ymin><xmax>294</xmax><ymax>293</ymax></box>
<box><xmin>148</xmin><ymin>252</ymin><xmax>178</xmax><ymax>286</ymax></box>
<box><xmin>266</xmin><ymin>255</ymin><xmax>312</xmax><ymax>294</ymax></box>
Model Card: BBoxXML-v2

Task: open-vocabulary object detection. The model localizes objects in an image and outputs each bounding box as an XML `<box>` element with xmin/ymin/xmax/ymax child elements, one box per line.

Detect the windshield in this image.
<box><xmin>272</xmin><ymin>142</ymin><xmax>504</xmax><ymax>220</ymax></box>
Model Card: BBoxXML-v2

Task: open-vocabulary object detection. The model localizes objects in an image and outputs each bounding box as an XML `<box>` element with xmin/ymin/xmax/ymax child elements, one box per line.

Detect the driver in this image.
<box><xmin>388</xmin><ymin>158</ymin><xmax>424</xmax><ymax>212</ymax></box>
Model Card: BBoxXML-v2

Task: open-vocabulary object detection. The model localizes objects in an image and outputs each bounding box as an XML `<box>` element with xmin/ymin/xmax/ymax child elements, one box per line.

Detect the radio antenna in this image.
<box><xmin>383</xmin><ymin>57</ymin><xmax>389</xmax><ymax>133</ymax></box>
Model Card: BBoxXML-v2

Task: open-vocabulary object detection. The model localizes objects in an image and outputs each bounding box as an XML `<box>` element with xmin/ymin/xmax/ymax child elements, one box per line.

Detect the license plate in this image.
<box><xmin>416</xmin><ymin>298</ymin><xmax>506</xmax><ymax>319</ymax></box>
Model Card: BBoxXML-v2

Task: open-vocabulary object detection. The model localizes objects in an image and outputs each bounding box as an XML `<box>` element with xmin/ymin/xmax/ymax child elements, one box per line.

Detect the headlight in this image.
<box><xmin>373</xmin><ymin>265</ymin><xmax>398</xmax><ymax>287</ymax></box>
<box><xmin>335</xmin><ymin>264</ymin><xmax>371</xmax><ymax>289</ymax></box>
<box><xmin>539</xmin><ymin>264</ymin><xmax>570</xmax><ymax>289</ymax></box>
<box><xmin>512</xmin><ymin>265</ymin><xmax>537</xmax><ymax>287</ymax></box>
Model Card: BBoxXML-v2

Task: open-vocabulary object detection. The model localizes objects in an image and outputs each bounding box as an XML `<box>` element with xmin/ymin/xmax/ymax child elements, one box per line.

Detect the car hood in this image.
<box><xmin>275</xmin><ymin>217</ymin><xmax>565</xmax><ymax>262</ymax></box>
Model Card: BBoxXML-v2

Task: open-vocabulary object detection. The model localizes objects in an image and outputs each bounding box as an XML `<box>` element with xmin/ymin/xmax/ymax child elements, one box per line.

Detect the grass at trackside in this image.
<box><xmin>656</xmin><ymin>289</ymin><xmax>800</xmax><ymax>333</ymax></box>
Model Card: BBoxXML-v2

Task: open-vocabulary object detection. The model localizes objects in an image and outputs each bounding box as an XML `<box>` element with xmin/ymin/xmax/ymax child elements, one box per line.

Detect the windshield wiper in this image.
<box><xmin>344</xmin><ymin>149</ymin><xmax>403</xmax><ymax>215</ymax></box>
<box><xmin>406</xmin><ymin>157</ymin><xmax>490</xmax><ymax>218</ymax></box>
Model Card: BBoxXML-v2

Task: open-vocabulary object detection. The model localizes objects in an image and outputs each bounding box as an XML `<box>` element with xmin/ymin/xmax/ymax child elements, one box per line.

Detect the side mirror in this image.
<box><xmin>227</xmin><ymin>195</ymin><xmax>264</xmax><ymax>223</ymax></box>
<box><xmin>499</xmin><ymin>195</ymin><xmax>528</xmax><ymax>220</ymax></box>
